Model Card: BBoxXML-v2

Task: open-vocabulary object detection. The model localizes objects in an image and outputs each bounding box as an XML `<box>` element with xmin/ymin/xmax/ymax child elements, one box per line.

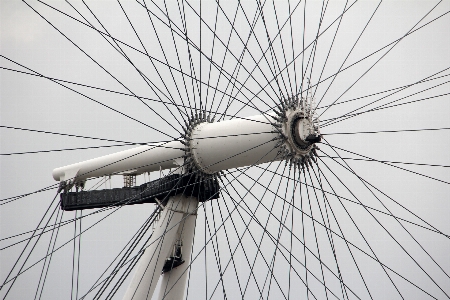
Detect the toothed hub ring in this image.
<box><xmin>182</xmin><ymin>111</ymin><xmax>221</xmax><ymax>180</ymax></box>
<box><xmin>274</xmin><ymin>96</ymin><xmax>321</xmax><ymax>167</ymax></box>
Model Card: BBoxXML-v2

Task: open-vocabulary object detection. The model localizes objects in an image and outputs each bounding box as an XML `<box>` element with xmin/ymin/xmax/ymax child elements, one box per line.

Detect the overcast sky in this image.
<box><xmin>1</xmin><ymin>1</ymin><xmax>449</xmax><ymax>299</ymax></box>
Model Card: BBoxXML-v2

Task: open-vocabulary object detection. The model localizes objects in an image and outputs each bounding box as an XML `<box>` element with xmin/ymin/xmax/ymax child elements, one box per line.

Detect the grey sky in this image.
<box><xmin>1</xmin><ymin>0</ymin><xmax>449</xmax><ymax>299</ymax></box>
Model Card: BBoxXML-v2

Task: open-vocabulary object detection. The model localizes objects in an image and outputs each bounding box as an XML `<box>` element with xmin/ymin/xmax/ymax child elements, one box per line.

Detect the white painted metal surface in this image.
<box><xmin>123</xmin><ymin>195</ymin><xmax>199</xmax><ymax>300</ymax></box>
<box><xmin>157</xmin><ymin>205</ymin><xmax>197</xmax><ymax>300</ymax></box>
<box><xmin>189</xmin><ymin>115</ymin><xmax>279</xmax><ymax>174</ymax></box>
<box><xmin>52</xmin><ymin>141</ymin><xmax>185</xmax><ymax>182</ymax></box>
<box><xmin>52</xmin><ymin>115</ymin><xmax>279</xmax><ymax>182</ymax></box>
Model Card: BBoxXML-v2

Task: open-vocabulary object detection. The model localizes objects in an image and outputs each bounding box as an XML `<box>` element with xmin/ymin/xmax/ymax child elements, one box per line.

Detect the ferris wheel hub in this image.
<box><xmin>275</xmin><ymin>96</ymin><xmax>321</xmax><ymax>167</ymax></box>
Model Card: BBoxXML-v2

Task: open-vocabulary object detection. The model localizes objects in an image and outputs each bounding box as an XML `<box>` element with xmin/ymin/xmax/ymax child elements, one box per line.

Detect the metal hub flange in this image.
<box><xmin>272</xmin><ymin>95</ymin><xmax>321</xmax><ymax>168</ymax></box>
<box><xmin>181</xmin><ymin>110</ymin><xmax>222</xmax><ymax>182</ymax></box>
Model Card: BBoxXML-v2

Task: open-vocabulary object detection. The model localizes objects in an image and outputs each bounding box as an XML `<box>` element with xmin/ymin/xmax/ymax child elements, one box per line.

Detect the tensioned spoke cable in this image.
<box><xmin>322</xmin><ymin>127</ymin><xmax>450</xmax><ymax>136</ymax></box>
<box><xmin>317</xmin><ymin>158</ymin><xmax>415</xmax><ymax>299</ymax></box>
<box><xmin>220</xmin><ymin>166</ymin><xmax>278</xmax><ymax>300</ymax></box>
<box><xmin>220</xmin><ymin>175</ymin><xmax>290</xmax><ymax>300</ymax></box>
<box><xmin>231</xmin><ymin>0</ymin><xmax>359</xmax><ymax>118</ymax></box>
<box><xmin>315</xmin><ymin>67</ymin><xmax>450</xmax><ymax>113</ymax></box>
<box><xmin>303</xmin><ymin>0</ymin><xmax>330</xmax><ymax>98</ymax></box>
<box><xmin>62</xmin><ymin>0</ymin><xmax>187</xmax><ymax>132</ymax></box>
<box><xmin>1</xmin><ymin>193</ymin><xmax>61</xmax><ymax>298</ymax></box>
<box><xmin>125</xmin><ymin>0</ymin><xmax>190</xmax><ymax>119</ymax></box>
<box><xmin>206</xmin><ymin>202</ymin><xmax>228</xmax><ymax>299</ymax></box>
<box><xmin>195</xmin><ymin>1</ymin><xmax>294</xmax><ymax>116</ymax></box>
<box><xmin>0</xmin><ymin>143</ymin><xmax>147</xmax><ymax>156</ymax></box>
<box><xmin>321</xmin><ymin>92</ymin><xmax>450</xmax><ymax>128</ymax></box>
<box><xmin>37</xmin><ymin>210</ymin><xmax>64</xmax><ymax>300</ymax></box>
<box><xmin>299</xmin><ymin>168</ymin><xmax>311</xmax><ymax>300</ymax></box>
<box><xmin>184</xmin><ymin>0</ymin><xmax>283</xmax><ymax>119</ymax></box>
<box><xmin>321</xmin><ymin>146</ymin><xmax>450</xmax><ymax>282</ymax></box>
<box><xmin>234</xmin><ymin>161</ymin><xmax>285</xmax><ymax>298</ymax></box>
<box><xmin>3</xmin><ymin>165</ymin><xmax>189</xmax><ymax>292</ymax></box>
<box><xmin>187</xmin><ymin>0</ymin><xmax>282</xmax><ymax>107</ymax></box>
<box><xmin>225</xmin><ymin>167</ymin><xmax>357</xmax><ymax>299</ymax></box>
<box><xmin>104</xmin><ymin>172</ymin><xmax>199</xmax><ymax>300</ymax></box>
<box><xmin>213</xmin><ymin>0</ymin><xmax>270</xmax><ymax>120</ymax></box>
<box><xmin>254</xmin><ymin>0</ymin><xmax>289</xmax><ymax>97</ymax></box>
<box><xmin>136</xmin><ymin>0</ymin><xmax>284</xmax><ymax>120</ymax></box>
<box><xmin>204</xmin><ymin>202</ymin><xmax>227</xmax><ymax>300</ymax></box>
<box><xmin>70</xmin><ymin>210</ymin><xmax>78</xmax><ymax>300</ymax></box>
<box><xmin>0</xmin><ymin>42</ymin><xmax>247</xmax><ymax>122</ymax></box>
<box><xmin>317</xmin><ymin>0</ymin><xmax>443</xmax><ymax>119</ymax></box>
<box><xmin>303</xmin><ymin>7</ymin><xmax>450</xmax><ymax>101</ymax></box>
<box><xmin>271</xmin><ymin>0</ymin><xmax>294</xmax><ymax>96</ymax></box>
<box><xmin>322</xmin><ymin>85</ymin><xmax>450</xmax><ymax>127</ymax></box>
<box><xmin>326</xmin><ymin>144</ymin><xmax>449</xmax><ymax>185</ymax></box>
<box><xmin>310</xmin><ymin>0</ymin><xmax>349</xmax><ymax>99</ymax></box>
<box><xmin>263</xmin><ymin>67</ymin><xmax>450</xmax><ymax>117</ymax></box>
<box><xmin>318</xmin><ymin>156</ymin><xmax>450</xmax><ymax>168</ymax></box>
<box><xmin>236</xmin><ymin>163</ymin><xmax>435</xmax><ymax>299</ymax></box>
<box><xmin>224</xmin><ymin>0</ymin><xmax>306</xmax><ymax>119</ymax></box>
<box><xmin>40</xmin><ymin>0</ymin><xmax>186</xmax><ymax>133</ymax></box>
<box><xmin>176</xmin><ymin>0</ymin><xmax>200</xmax><ymax>113</ymax></box>
<box><xmin>321</xmin><ymin>73</ymin><xmax>450</xmax><ymax>127</ymax></box>
<box><xmin>303</xmin><ymin>168</ymin><xmax>338</xmax><ymax>300</ymax></box>
<box><xmin>33</xmin><ymin>207</ymin><xmax>61</xmax><ymax>300</ymax></box>
<box><xmin>310</xmin><ymin>164</ymin><xmax>372</xmax><ymax>300</ymax></box>
<box><xmin>79</xmin><ymin>210</ymin><xmax>162</xmax><ymax>298</ymax></box>
<box><xmin>76</xmin><ymin>211</ymin><xmax>82</xmax><ymax>300</ymax></box>
<box><xmin>252</xmin><ymin>165</ymin><xmax>449</xmax><ymax>238</ymax></box>
<box><xmin>67</xmin><ymin>0</ymin><xmax>184</xmax><ymax>125</ymax></box>
<box><xmin>155</xmin><ymin>144</ymin><xmax>288</xmax><ymax>299</ymax></box>
<box><xmin>0</xmin><ymin>185</ymin><xmax>58</xmax><ymax>205</ymax></box>
<box><xmin>209</xmin><ymin>0</ymin><xmax>243</xmax><ymax>120</ymax></box>
<box><xmin>242</xmin><ymin>161</ymin><xmax>285</xmax><ymax>298</ymax></box>
<box><xmin>221</xmin><ymin>174</ymin><xmax>347</xmax><ymax>300</ymax></box>
<box><xmin>82</xmin><ymin>140</ymin><xmax>279</xmax><ymax>299</ymax></box>
<box><xmin>314</xmin><ymin>0</ymin><xmax>382</xmax><ymax>111</ymax></box>
<box><xmin>314</xmin><ymin>165</ymin><xmax>351</xmax><ymax>300</ymax></box>
<box><xmin>1</xmin><ymin>54</ymin><xmax>176</xmax><ymax>139</ymax></box>
<box><xmin>299</xmin><ymin>0</ymin><xmax>306</xmax><ymax>98</ymax></box>
<box><xmin>89</xmin><ymin>206</ymin><xmax>160</xmax><ymax>299</ymax></box>
<box><xmin>223</xmin><ymin>0</ymin><xmax>305</xmax><ymax>120</ymax></box>
<box><xmin>159</xmin><ymin>0</ymin><xmax>194</xmax><ymax>118</ymax></box>
<box><xmin>287</xmin><ymin>0</ymin><xmax>300</xmax><ymax>93</ymax></box>
<box><xmin>1</xmin><ymin>136</ymin><xmax>278</xmax><ymax>251</ymax></box>
<box><xmin>203</xmin><ymin>1</ymin><xmax>220</xmax><ymax>115</ymax></box>
<box><xmin>214</xmin><ymin>192</ymin><xmax>245</xmax><ymax>298</ymax></box>
<box><xmin>71</xmin><ymin>0</ymin><xmax>187</xmax><ymax>126</ymax></box>
<box><xmin>0</xmin><ymin>125</ymin><xmax>141</xmax><ymax>144</ymax></box>
<box><xmin>1</xmin><ymin>156</ymin><xmax>189</xmax><ymax>253</ymax></box>
<box><xmin>319</xmin><ymin>150</ymin><xmax>450</xmax><ymax>297</ymax></box>
<box><xmin>265</xmin><ymin>163</ymin><xmax>292</xmax><ymax>300</ymax></box>
<box><xmin>148</xmin><ymin>0</ymin><xmax>294</xmax><ymax>116</ymax></box>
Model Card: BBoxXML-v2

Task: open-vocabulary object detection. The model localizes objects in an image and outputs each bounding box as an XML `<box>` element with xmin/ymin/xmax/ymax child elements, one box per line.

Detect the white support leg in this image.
<box><xmin>157</xmin><ymin>198</ymin><xmax>198</xmax><ymax>300</ymax></box>
<box><xmin>123</xmin><ymin>195</ymin><xmax>199</xmax><ymax>300</ymax></box>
